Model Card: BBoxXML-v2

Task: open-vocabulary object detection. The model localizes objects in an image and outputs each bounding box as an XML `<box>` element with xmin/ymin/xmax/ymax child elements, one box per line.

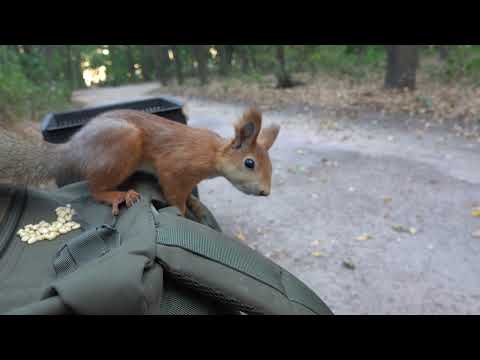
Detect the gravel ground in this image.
<box><xmin>74</xmin><ymin>83</ymin><xmax>480</xmax><ymax>315</ymax></box>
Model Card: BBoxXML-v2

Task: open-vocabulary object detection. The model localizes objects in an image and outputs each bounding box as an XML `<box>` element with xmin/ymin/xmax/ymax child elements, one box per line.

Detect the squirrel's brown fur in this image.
<box><xmin>0</xmin><ymin>108</ymin><xmax>280</xmax><ymax>216</ymax></box>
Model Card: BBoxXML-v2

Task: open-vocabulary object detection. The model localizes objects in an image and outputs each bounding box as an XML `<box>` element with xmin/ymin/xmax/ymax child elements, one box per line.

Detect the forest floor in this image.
<box><xmin>71</xmin><ymin>80</ymin><xmax>480</xmax><ymax>315</ymax></box>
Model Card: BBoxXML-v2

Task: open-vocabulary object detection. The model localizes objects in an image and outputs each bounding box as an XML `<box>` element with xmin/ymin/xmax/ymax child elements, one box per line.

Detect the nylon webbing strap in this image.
<box><xmin>0</xmin><ymin>186</ymin><xmax>27</xmax><ymax>258</ymax></box>
<box><xmin>53</xmin><ymin>225</ymin><xmax>119</xmax><ymax>277</ymax></box>
<box><xmin>155</xmin><ymin>208</ymin><xmax>333</xmax><ymax>315</ymax></box>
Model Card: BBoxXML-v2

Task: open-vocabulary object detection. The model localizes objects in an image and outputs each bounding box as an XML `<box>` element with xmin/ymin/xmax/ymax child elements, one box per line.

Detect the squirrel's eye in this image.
<box><xmin>244</xmin><ymin>158</ymin><xmax>255</xmax><ymax>170</ymax></box>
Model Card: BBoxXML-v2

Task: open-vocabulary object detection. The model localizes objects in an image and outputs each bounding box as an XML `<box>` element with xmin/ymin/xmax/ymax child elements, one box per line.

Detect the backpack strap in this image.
<box><xmin>0</xmin><ymin>186</ymin><xmax>27</xmax><ymax>258</ymax></box>
<box><xmin>154</xmin><ymin>206</ymin><xmax>333</xmax><ymax>315</ymax></box>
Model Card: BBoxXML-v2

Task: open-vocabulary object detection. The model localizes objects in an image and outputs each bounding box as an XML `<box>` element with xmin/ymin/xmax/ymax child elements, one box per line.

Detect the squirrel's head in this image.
<box><xmin>217</xmin><ymin>107</ymin><xmax>280</xmax><ymax>197</ymax></box>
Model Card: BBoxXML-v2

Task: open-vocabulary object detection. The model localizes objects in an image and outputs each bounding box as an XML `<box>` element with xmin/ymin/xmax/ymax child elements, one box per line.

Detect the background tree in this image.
<box><xmin>171</xmin><ymin>45</ymin><xmax>184</xmax><ymax>85</ymax></box>
<box><xmin>191</xmin><ymin>45</ymin><xmax>209</xmax><ymax>85</ymax></box>
<box><xmin>219</xmin><ymin>45</ymin><xmax>234</xmax><ymax>76</ymax></box>
<box><xmin>275</xmin><ymin>45</ymin><xmax>294</xmax><ymax>88</ymax></box>
<box><xmin>385</xmin><ymin>45</ymin><xmax>419</xmax><ymax>90</ymax></box>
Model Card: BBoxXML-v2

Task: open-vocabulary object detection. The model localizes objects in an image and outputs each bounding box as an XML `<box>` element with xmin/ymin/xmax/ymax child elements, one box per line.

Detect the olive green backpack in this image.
<box><xmin>0</xmin><ymin>172</ymin><xmax>333</xmax><ymax>315</ymax></box>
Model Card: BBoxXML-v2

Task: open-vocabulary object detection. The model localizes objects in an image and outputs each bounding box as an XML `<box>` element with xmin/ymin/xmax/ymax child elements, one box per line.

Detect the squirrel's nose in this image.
<box><xmin>259</xmin><ymin>190</ymin><xmax>270</xmax><ymax>196</ymax></box>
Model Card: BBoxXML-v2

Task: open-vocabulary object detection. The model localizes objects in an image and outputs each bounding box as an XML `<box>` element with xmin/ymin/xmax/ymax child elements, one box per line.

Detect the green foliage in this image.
<box><xmin>0</xmin><ymin>46</ymin><xmax>72</xmax><ymax>122</ymax></box>
<box><xmin>3</xmin><ymin>44</ymin><xmax>480</xmax><ymax>123</ymax></box>
<box><xmin>421</xmin><ymin>45</ymin><xmax>480</xmax><ymax>86</ymax></box>
<box><xmin>306</xmin><ymin>45</ymin><xmax>385</xmax><ymax>80</ymax></box>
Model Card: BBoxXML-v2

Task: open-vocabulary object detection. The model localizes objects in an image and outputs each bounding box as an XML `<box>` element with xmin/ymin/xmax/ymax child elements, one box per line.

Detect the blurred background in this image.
<box><xmin>1</xmin><ymin>45</ymin><xmax>480</xmax><ymax>314</ymax></box>
<box><xmin>2</xmin><ymin>45</ymin><xmax>480</xmax><ymax>124</ymax></box>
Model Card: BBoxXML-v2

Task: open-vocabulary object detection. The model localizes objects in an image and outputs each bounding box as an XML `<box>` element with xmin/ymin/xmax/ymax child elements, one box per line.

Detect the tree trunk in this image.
<box><xmin>300</xmin><ymin>45</ymin><xmax>317</xmax><ymax>75</ymax></box>
<box><xmin>0</xmin><ymin>46</ymin><xmax>7</xmax><ymax>68</ymax></box>
<box><xmin>126</xmin><ymin>45</ymin><xmax>137</xmax><ymax>81</ymax></box>
<box><xmin>65</xmin><ymin>45</ymin><xmax>74</xmax><ymax>90</ymax></box>
<box><xmin>236</xmin><ymin>46</ymin><xmax>250</xmax><ymax>73</ymax></box>
<box><xmin>141</xmin><ymin>45</ymin><xmax>155</xmax><ymax>81</ymax></box>
<box><xmin>438</xmin><ymin>45</ymin><xmax>450</xmax><ymax>61</ymax></box>
<box><xmin>71</xmin><ymin>46</ymin><xmax>83</xmax><ymax>88</ymax></box>
<box><xmin>153</xmin><ymin>45</ymin><xmax>170</xmax><ymax>86</ymax></box>
<box><xmin>192</xmin><ymin>45</ymin><xmax>208</xmax><ymax>85</ymax></box>
<box><xmin>248</xmin><ymin>46</ymin><xmax>257</xmax><ymax>70</ymax></box>
<box><xmin>385</xmin><ymin>45</ymin><xmax>419</xmax><ymax>90</ymax></box>
<box><xmin>219</xmin><ymin>45</ymin><xmax>234</xmax><ymax>76</ymax></box>
<box><xmin>22</xmin><ymin>45</ymin><xmax>33</xmax><ymax>55</ymax></box>
<box><xmin>275</xmin><ymin>45</ymin><xmax>294</xmax><ymax>88</ymax></box>
<box><xmin>171</xmin><ymin>45</ymin><xmax>184</xmax><ymax>85</ymax></box>
<box><xmin>44</xmin><ymin>45</ymin><xmax>55</xmax><ymax>83</ymax></box>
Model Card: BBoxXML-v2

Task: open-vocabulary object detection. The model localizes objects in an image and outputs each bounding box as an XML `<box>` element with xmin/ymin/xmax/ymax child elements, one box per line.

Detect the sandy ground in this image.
<box><xmin>73</xmin><ymin>82</ymin><xmax>480</xmax><ymax>315</ymax></box>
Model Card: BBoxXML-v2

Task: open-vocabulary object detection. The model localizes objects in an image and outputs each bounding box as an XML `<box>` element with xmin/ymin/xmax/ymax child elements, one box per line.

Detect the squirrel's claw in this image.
<box><xmin>125</xmin><ymin>190</ymin><xmax>141</xmax><ymax>208</ymax></box>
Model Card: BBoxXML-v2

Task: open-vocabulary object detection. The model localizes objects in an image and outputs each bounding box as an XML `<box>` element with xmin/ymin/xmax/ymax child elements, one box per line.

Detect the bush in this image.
<box><xmin>0</xmin><ymin>51</ymin><xmax>71</xmax><ymax>122</ymax></box>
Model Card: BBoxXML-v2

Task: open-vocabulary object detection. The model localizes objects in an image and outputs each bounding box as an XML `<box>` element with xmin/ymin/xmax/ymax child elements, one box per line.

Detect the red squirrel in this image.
<box><xmin>0</xmin><ymin>107</ymin><xmax>280</xmax><ymax>217</ymax></box>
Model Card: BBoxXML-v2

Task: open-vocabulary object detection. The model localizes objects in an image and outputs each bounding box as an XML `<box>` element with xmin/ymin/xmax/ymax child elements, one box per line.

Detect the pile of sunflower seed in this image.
<box><xmin>17</xmin><ymin>205</ymin><xmax>81</xmax><ymax>245</ymax></box>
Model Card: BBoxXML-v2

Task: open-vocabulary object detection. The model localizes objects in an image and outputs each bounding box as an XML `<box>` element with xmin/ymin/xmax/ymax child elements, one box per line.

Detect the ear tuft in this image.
<box><xmin>232</xmin><ymin>107</ymin><xmax>263</xmax><ymax>149</ymax></box>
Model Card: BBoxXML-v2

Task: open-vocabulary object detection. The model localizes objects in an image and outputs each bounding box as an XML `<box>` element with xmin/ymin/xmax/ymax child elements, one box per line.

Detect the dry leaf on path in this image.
<box><xmin>356</xmin><ymin>233</ymin><xmax>373</xmax><ymax>241</ymax></box>
<box><xmin>236</xmin><ymin>231</ymin><xmax>246</xmax><ymax>241</ymax></box>
<box><xmin>392</xmin><ymin>224</ymin><xmax>417</xmax><ymax>235</ymax></box>
<box><xmin>342</xmin><ymin>260</ymin><xmax>356</xmax><ymax>270</ymax></box>
<box><xmin>472</xmin><ymin>208</ymin><xmax>480</xmax><ymax>217</ymax></box>
<box><xmin>383</xmin><ymin>197</ymin><xmax>393</xmax><ymax>204</ymax></box>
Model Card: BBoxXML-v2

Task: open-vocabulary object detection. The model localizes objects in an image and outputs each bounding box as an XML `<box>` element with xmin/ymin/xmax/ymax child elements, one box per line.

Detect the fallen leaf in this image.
<box><xmin>342</xmin><ymin>260</ymin><xmax>356</xmax><ymax>270</ymax></box>
<box><xmin>356</xmin><ymin>233</ymin><xmax>373</xmax><ymax>241</ymax></box>
<box><xmin>392</xmin><ymin>224</ymin><xmax>411</xmax><ymax>234</ymax></box>
<box><xmin>236</xmin><ymin>231</ymin><xmax>246</xmax><ymax>241</ymax></box>
<box><xmin>383</xmin><ymin>197</ymin><xmax>393</xmax><ymax>204</ymax></box>
<box><xmin>472</xmin><ymin>208</ymin><xmax>480</xmax><ymax>217</ymax></box>
<box><xmin>311</xmin><ymin>251</ymin><xmax>326</xmax><ymax>257</ymax></box>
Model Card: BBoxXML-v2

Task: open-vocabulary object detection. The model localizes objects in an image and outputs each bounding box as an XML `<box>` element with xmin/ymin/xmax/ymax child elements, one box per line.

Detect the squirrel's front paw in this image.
<box><xmin>125</xmin><ymin>190</ymin><xmax>141</xmax><ymax>207</ymax></box>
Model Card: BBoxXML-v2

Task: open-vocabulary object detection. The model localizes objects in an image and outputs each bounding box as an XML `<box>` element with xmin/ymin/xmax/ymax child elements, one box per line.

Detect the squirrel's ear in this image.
<box><xmin>232</xmin><ymin>107</ymin><xmax>262</xmax><ymax>149</ymax></box>
<box><xmin>257</xmin><ymin>124</ymin><xmax>280</xmax><ymax>151</ymax></box>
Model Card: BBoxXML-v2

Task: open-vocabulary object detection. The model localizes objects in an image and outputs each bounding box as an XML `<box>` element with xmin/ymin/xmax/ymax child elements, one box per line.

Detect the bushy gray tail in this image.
<box><xmin>0</xmin><ymin>124</ymin><xmax>64</xmax><ymax>186</ymax></box>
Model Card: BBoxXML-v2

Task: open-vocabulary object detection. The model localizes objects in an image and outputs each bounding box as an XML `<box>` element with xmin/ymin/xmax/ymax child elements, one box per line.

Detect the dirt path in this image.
<box><xmin>74</xmin><ymin>83</ymin><xmax>480</xmax><ymax>315</ymax></box>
